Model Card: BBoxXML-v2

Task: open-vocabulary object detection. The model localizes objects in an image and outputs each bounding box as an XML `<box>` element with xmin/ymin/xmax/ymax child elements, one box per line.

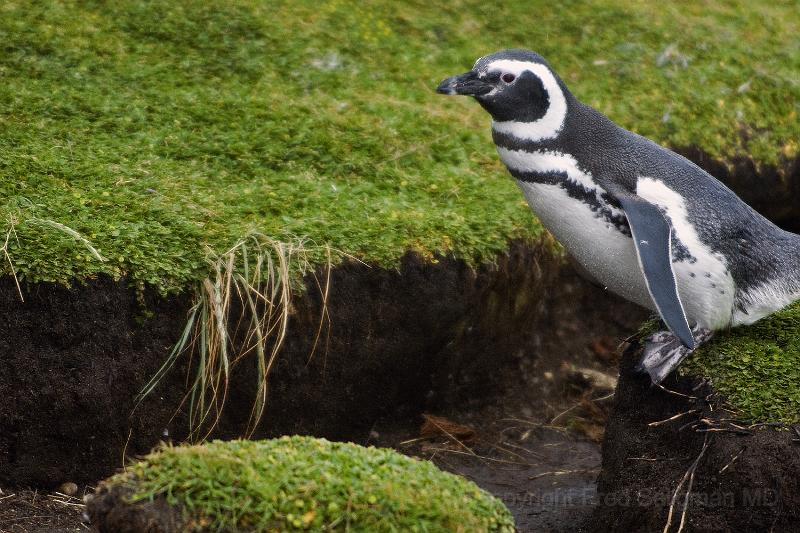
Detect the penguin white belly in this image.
<box><xmin>515</xmin><ymin>180</ymin><xmax>654</xmax><ymax>311</ymax></box>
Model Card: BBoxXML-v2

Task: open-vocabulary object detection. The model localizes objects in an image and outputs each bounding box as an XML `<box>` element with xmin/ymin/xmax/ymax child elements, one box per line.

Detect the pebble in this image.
<box><xmin>57</xmin><ymin>481</ymin><xmax>78</xmax><ymax>497</ymax></box>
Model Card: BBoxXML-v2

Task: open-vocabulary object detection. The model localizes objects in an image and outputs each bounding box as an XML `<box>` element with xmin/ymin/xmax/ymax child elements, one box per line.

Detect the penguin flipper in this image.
<box><xmin>618</xmin><ymin>195</ymin><xmax>695</xmax><ymax>349</ymax></box>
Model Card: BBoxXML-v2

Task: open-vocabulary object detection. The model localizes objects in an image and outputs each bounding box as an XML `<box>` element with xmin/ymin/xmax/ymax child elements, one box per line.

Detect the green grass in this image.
<box><xmin>682</xmin><ymin>300</ymin><xmax>800</xmax><ymax>424</ymax></box>
<box><xmin>1</xmin><ymin>0</ymin><xmax>798</xmax><ymax>291</ymax></box>
<box><xmin>106</xmin><ymin>436</ymin><xmax>515</xmax><ymax>532</ymax></box>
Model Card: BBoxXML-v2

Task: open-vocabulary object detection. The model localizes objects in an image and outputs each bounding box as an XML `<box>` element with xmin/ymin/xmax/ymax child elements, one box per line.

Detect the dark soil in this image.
<box><xmin>594</xmin><ymin>342</ymin><xmax>800</xmax><ymax>532</ymax></box>
<box><xmin>87</xmin><ymin>485</ymin><xmax>180</xmax><ymax>533</ymax></box>
<box><xmin>1</xmin><ymin>241</ymin><xmax>647</xmax><ymax>532</ymax></box>
<box><xmin>0</xmin><ymin>242</ymin><xmax>643</xmax><ymax>490</ymax></box>
<box><xmin>374</xmin><ymin>398</ymin><xmax>608</xmax><ymax>533</ymax></box>
<box><xmin>0</xmin><ymin>276</ymin><xmax>192</xmax><ymax>490</ymax></box>
<box><xmin>84</xmin><ymin>266</ymin><xmax>647</xmax><ymax>533</ymax></box>
<box><xmin>0</xmin><ymin>489</ymin><xmax>86</xmax><ymax>533</ymax></box>
<box><xmin>371</xmin><ymin>266</ymin><xmax>644</xmax><ymax>532</ymax></box>
<box><xmin>2</xmin><ymin>241</ymin><xmax>559</xmax><ymax>488</ymax></box>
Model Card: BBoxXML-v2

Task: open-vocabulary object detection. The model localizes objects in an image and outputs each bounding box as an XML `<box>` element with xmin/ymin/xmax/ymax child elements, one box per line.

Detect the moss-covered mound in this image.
<box><xmin>2</xmin><ymin>0</ymin><xmax>798</xmax><ymax>291</ymax></box>
<box><xmin>88</xmin><ymin>436</ymin><xmax>515</xmax><ymax>532</ymax></box>
<box><xmin>682</xmin><ymin>300</ymin><xmax>800</xmax><ymax>424</ymax></box>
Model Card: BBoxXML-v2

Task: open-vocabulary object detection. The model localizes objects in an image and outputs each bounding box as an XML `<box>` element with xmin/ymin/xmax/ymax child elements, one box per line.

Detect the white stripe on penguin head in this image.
<box><xmin>480</xmin><ymin>59</ymin><xmax>567</xmax><ymax>142</ymax></box>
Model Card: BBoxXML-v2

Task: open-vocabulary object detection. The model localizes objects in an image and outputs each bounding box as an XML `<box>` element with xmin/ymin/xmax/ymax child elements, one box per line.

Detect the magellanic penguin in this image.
<box><xmin>437</xmin><ymin>49</ymin><xmax>800</xmax><ymax>384</ymax></box>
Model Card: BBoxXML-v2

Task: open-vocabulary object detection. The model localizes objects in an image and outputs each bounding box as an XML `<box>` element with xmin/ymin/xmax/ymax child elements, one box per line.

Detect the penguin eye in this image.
<box><xmin>501</xmin><ymin>73</ymin><xmax>516</xmax><ymax>83</ymax></box>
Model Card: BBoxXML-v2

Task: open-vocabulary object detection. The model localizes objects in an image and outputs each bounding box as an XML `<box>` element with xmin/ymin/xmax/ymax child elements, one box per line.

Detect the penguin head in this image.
<box><xmin>437</xmin><ymin>49</ymin><xmax>571</xmax><ymax>139</ymax></box>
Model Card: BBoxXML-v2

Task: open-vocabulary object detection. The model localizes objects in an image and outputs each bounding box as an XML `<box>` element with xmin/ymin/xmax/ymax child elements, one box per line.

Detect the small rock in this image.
<box><xmin>736</xmin><ymin>79</ymin><xmax>752</xmax><ymax>94</ymax></box>
<box><xmin>310</xmin><ymin>52</ymin><xmax>342</xmax><ymax>71</ymax></box>
<box><xmin>57</xmin><ymin>481</ymin><xmax>78</xmax><ymax>496</ymax></box>
<box><xmin>656</xmin><ymin>43</ymin><xmax>689</xmax><ymax>68</ymax></box>
<box><xmin>561</xmin><ymin>364</ymin><xmax>618</xmax><ymax>393</ymax></box>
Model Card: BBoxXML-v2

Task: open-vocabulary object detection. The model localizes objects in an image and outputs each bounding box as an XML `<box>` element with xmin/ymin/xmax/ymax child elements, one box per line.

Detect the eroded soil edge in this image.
<box><xmin>594</xmin><ymin>343</ymin><xmax>800</xmax><ymax>532</ymax></box>
<box><xmin>0</xmin><ymin>240</ymin><xmax>642</xmax><ymax>492</ymax></box>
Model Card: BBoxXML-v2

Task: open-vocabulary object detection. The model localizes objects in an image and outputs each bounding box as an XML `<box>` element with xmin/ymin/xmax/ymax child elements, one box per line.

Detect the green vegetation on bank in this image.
<box><xmin>105</xmin><ymin>436</ymin><xmax>515</xmax><ymax>531</ymax></box>
<box><xmin>682</xmin><ymin>300</ymin><xmax>800</xmax><ymax>424</ymax></box>
<box><xmin>1</xmin><ymin>0</ymin><xmax>798</xmax><ymax>291</ymax></box>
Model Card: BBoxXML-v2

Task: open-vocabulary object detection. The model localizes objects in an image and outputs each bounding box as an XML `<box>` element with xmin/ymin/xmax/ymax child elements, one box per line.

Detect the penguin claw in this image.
<box><xmin>637</xmin><ymin>327</ymin><xmax>713</xmax><ymax>384</ymax></box>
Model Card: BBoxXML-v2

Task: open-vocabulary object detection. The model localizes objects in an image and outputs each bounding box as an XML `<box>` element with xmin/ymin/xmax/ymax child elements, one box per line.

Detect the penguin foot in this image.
<box><xmin>635</xmin><ymin>327</ymin><xmax>714</xmax><ymax>384</ymax></box>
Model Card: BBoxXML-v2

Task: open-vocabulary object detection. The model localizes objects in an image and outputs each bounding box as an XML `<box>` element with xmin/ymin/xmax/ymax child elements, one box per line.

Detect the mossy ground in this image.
<box><xmin>1</xmin><ymin>0</ymin><xmax>798</xmax><ymax>291</ymax></box>
<box><xmin>682</xmin><ymin>300</ymin><xmax>800</xmax><ymax>424</ymax></box>
<box><xmin>106</xmin><ymin>436</ymin><xmax>515</xmax><ymax>532</ymax></box>
<box><xmin>638</xmin><ymin>300</ymin><xmax>800</xmax><ymax>424</ymax></box>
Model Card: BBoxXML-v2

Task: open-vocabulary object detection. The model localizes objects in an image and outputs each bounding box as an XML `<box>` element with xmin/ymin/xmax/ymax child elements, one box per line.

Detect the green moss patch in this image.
<box><xmin>1</xmin><ymin>1</ymin><xmax>798</xmax><ymax>292</ymax></box>
<box><xmin>681</xmin><ymin>301</ymin><xmax>800</xmax><ymax>424</ymax></box>
<box><xmin>106</xmin><ymin>436</ymin><xmax>514</xmax><ymax>531</ymax></box>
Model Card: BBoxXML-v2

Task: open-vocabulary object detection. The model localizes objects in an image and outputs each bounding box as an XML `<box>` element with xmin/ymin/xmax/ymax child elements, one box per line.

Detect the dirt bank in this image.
<box><xmin>84</xmin><ymin>266</ymin><xmax>645</xmax><ymax>532</ymax></box>
<box><xmin>594</xmin><ymin>342</ymin><xmax>800</xmax><ymax>532</ymax></box>
<box><xmin>1</xmin><ymin>239</ymin><xmax>645</xmax><ymax>492</ymax></box>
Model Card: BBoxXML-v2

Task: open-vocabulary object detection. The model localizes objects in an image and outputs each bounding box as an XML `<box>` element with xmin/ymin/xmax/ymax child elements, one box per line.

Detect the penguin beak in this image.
<box><xmin>437</xmin><ymin>70</ymin><xmax>492</xmax><ymax>96</ymax></box>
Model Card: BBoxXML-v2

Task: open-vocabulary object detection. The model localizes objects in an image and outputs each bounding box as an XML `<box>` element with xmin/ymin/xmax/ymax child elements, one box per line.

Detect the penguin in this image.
<box><xmin>437</xmin><ymin>49</ymin><xmax>800</xmax><ymax>384</ymax></box>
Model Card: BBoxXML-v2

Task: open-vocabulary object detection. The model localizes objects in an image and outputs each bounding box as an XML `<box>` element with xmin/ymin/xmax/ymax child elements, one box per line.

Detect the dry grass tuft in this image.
<box><xmin>1</xmin><ymin>215</ymin><xmax>22</xmax><ymax>301</ymax></box>
<box><xmin>136</xmin><ymin>233</ymin><xmax>332</xmax><ymax>440</ymax></box>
